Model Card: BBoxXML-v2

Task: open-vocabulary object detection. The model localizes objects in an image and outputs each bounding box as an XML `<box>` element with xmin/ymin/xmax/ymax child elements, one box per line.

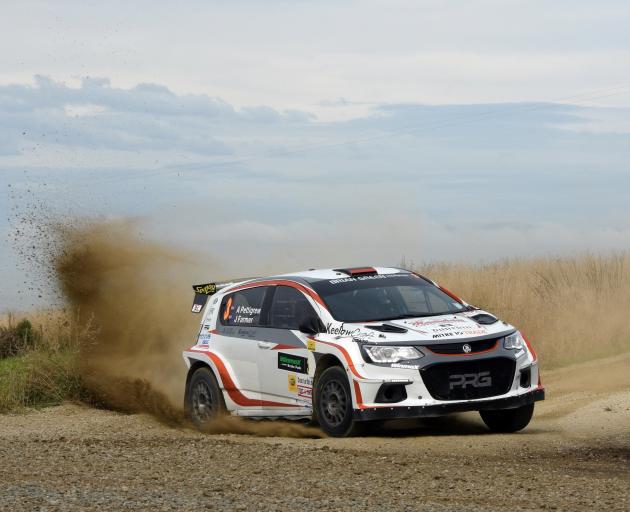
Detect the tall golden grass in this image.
<box><xmin>1</xmin><ymin>253</ymin><xmax>629</xmax><ymax>411</ymax></box>
<box><xmin>418</xmin><ymin>253</ymin><xmax>630</xmax><ymax>368</ymax></box>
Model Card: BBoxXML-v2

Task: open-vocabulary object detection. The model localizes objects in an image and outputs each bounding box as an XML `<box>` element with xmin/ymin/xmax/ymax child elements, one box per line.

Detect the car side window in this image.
<box><xmin>270</xmin><ymin>286</ymin><xmax>318</xmax><ymax>330</ymax></box>
<box><xmin>220</xmin><ymin>287</ymin><xmax>268</xmax><ymax>326</ymax></box>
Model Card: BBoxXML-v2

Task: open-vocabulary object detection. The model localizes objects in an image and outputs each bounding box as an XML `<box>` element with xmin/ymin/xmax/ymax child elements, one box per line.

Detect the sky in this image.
<box><xmin>1</xmin><ymin>0</ymin><xmax>630</xmax><ymax>308</ymax></box>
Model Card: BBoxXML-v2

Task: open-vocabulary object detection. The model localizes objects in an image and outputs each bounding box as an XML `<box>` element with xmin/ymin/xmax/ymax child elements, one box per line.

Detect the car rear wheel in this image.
<box><xmin>314</xmin><ymin>366</ymin><xmax>360</xmax><ymax>437</ymax></box>
<box><xmin>185</xmin><ymin>367</ymin><xmax>226</xmax><ymax>428</ymax></box>
<box><xmin>479</xmin><ymin>403</ymin><xmax>534</xmax><ymax>433</ymax></box>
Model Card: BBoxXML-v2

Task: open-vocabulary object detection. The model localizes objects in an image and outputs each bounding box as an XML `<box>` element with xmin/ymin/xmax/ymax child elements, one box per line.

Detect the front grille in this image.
<box><xmin>426</xmin><ymin>338</ymin><xmax>498</xmax><ymax>355</ymax></box>
<box><xmin>420</xmin><ymin>357</ymin><xmax>516</xmax><ymax>400</ymax></box>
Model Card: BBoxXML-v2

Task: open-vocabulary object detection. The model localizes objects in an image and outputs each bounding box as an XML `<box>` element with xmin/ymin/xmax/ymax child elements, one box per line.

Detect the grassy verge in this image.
<box><xmin>0</xmin><ymin>312</ymin><xmax>92</xmax><ymax>413</ymax></box>
<box><xmin>0</xmin><ymin>350</ymin><xmax>83</xmax><ymax>413</ymax></box>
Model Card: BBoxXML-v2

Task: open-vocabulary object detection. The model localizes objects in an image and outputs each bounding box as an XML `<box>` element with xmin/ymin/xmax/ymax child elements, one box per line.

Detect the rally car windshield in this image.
<box><xmin>311</xmin><ymin>274</ymin><xmax>465</xmax><ymax>323</ymax></box>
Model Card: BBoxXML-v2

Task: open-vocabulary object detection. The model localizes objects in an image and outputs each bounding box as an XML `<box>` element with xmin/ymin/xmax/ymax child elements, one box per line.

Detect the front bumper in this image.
<box><xmin>353</xmin><ymin>387</ymin><xmax>545</xmax><ymax>421</ymax></box>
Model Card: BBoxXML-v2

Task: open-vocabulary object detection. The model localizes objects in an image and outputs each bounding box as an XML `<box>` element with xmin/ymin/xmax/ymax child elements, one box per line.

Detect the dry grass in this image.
<box><xmin>1</xmin><ymin>253</ymin><xmax>629</xmax><ymax>412</ymax></box>
<box><xmin>417</xmin><ymin>253</ymin><xmax>630</xmax><ymax>368</ymax></box>
<box><xmin>0</xmin><ymin>311</ymin><xmax>93</xmax><ymax>412</ymax></box>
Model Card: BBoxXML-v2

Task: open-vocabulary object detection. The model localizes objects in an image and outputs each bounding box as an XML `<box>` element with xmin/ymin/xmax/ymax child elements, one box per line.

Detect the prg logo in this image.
<box><xmin>448</xmin><ymin>371</ymin><xmax>492</xmax><ymax>390</ymax></box>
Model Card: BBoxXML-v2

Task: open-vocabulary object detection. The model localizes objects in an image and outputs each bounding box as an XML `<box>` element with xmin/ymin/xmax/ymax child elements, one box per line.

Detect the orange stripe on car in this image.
<box><xmin>315</xmin><ymin>339</ymin><xmax>366</xmax><ymax>379</ymax></box>
<box><xmin>200</xmin><ymin>351</ymin><xmax>299</xmax><ymax>408</ymax></box>
<box><xmin>352</xmin><ymin>380</ymin><xmax>368</xmax><ymax>410</ymax></box>
<box><xmin>352</xmin><ymin>380</ymin><xmax>390</xmax><ymax>410</ymax></box>
<box><xmin>437</xmin><ymin>284</ymin><xmax>464</xmax><ymax>304</ymax></box>
<box><xmin>521</xmin><ymin>333</ymin><xmax>538</xmax><ymax>362</ymax></box>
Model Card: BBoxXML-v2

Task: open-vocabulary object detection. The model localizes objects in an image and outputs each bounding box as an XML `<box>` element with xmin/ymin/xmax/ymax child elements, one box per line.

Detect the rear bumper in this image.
<box><xmin>353</xmin><ymin>387</ymin><xmax>545</xmax><ymax>422</ymax></box>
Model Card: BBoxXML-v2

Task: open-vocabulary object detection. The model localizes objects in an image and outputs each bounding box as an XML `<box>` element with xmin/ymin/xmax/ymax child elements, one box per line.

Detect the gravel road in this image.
<box><xmin>1</xmin><ymin>354</ymin><xmax>629</xmax><ymax>511</ymax></box>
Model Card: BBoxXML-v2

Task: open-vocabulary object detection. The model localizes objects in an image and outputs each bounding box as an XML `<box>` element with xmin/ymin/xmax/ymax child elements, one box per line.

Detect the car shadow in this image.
<box><xmin>359</xmin><ymin>413</ymin><xmax>497</xmax><ymax>437</ymax></box>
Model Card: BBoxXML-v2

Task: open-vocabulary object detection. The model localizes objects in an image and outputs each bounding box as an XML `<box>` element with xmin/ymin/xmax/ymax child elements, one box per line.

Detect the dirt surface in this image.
<box><xmin>1</xmin><ymin>354</ymin><xmax>630</xmax><ymax>512</ymax></box>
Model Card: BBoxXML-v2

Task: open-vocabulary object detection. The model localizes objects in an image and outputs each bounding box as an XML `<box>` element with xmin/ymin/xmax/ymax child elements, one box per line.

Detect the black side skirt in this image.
<box><xmin>353</xmin><ymin>388</ymin><xmax>545</xmax><ymax>421</ymax></box>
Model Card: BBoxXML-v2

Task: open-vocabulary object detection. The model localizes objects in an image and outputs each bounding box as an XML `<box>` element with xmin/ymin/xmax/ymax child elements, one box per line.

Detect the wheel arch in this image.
<box><xmin>184</xmin><ymin>359</ymin><xmax>215</xmax><ymax>406</ymax></box>
<box><xmin>313</xmin><ymin>353</ymin><xmax>344</xmax><ymax>385</ymax></box>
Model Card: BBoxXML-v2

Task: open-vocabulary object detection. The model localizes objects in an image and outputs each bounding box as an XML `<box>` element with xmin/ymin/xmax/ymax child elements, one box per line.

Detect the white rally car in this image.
<box><xmin>183</xmin><ymin>267</ymin><xmax>544</xmax><ymax>437</ymax></box>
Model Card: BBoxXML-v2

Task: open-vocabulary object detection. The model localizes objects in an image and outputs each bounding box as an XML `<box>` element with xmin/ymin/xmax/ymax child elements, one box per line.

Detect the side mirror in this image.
<box><xmin>299</xmin><ymin>316</ymin><xmax>324</xmax><ymax>335</ymax></box>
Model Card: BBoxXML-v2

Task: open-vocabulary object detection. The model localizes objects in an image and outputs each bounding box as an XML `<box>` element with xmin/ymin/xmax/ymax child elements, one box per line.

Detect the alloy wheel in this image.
<box><xmin>321</xmin><ymin>380</ymin><xmax>348</xmax><ymax>426</ymax></box>
<box><xmin>191</xmin><ymin>380</ymin><xmax>215</xmax><ymax>422</ymax></box>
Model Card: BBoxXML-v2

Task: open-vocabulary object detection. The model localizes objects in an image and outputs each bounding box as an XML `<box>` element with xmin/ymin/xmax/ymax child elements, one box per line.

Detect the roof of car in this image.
<box><xmin>216</xmin><ymin>267</ymin><xmax>414</xmax><ymax>294</ymax></box>
<box><xmin>277</xmin><ymin>266</ymin><xmax>411</xmax><ymax>284</ymax></box>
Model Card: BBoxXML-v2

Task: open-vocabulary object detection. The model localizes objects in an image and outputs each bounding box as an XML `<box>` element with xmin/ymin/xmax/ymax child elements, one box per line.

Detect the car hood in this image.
<box><xmin>322</xmin><ymin>310</ymin><xmax>515</xmax><ymax>345</ymax></box>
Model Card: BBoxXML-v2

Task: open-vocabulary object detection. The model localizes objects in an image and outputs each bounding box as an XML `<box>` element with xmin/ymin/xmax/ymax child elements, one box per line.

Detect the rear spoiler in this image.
<box><xmin>190</xmin><ymin>277</ymin><xmax>259</xmax><ymax>313</ymax></box>
<box><xmin>191</xmin><ymin>283</ymin><xmax>218</xmax><ymax>313</ymax></box>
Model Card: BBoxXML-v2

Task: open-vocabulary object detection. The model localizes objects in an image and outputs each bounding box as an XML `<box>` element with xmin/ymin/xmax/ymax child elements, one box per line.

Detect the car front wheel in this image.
<box><xmin>479</xmin><ymin>403</ymin><xmax>534</xmax><ymax>433</ymax></box>
<box><xmin>314</xmin><ymin>366</ymin><xmax>359</xmax><ymax>437</ymax></box>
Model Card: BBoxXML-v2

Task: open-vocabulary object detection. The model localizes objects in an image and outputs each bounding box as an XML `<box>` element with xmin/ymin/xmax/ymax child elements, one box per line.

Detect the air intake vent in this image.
<box><xmin>470</xmin><ymin>313</ymin><xmax>498</xmax><ymax>325</ymax></box>
<box><xmin>365</xmin><ymin>324</ymin><xmax>408</xmax><ymax>333</ymax></box>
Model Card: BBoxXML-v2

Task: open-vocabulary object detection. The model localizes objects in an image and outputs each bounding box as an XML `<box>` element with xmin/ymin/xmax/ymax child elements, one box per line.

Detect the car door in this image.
<box><xmin>213</xmin><ymin>286</ymin><xmax>271</xmax><ymax>402</ymax></box>
<box><xmin>256</xmin><ymin>285</ymin><xmax>320</xmax><ymax>405</ymax></box>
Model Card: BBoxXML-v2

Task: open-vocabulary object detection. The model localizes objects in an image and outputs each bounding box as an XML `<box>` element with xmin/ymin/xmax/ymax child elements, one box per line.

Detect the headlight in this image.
<box><xmin>504</xmin><ymin>331</ymin><xmax>525</xmax><ymax>351</ymax></box>
<box><xmin>363</xmin><ymin>345</ymin><xmax>424</xmax><ymax>363</ymax></box>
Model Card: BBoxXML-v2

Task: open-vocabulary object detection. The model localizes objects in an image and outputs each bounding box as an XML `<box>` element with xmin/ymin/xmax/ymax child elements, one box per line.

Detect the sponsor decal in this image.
<box><xmin>390</xmin><ymin>363</ymin><xmax>420</xmax><ymax>369</ymax></box>
<box><xmin>307</xmin><ymin>339</ymin><xmax>316</xmax><ymax>351</ymax></box>
<box><xmin>297</xmin><ymin>385</ymin><xmax>312</xmax><ymax>398</ymax></box>
<box><xmin>193</xmin><ymin>283</ymin><xmax>217</xmax><ymax>295</ymax></box>
<box><xmin>278</xmin><ymin>353</ymin><xmax>308</xmax><ymax>374</ymax></box>
<box><xmin>406</xmin><ymin>318</ymin><xmax>488</xmax><ymax>338</ymax></box>
<box><xmin>296</xmin><ymin>376</ymin><xmax>313</xmax><ymax>399</ymax></box>
<box><xmin>431</xmin><ymin>328</ymin><xmax>487</xmax><ymax>339</ymax></box>
<box><xmin>323</xmin><ymin>324</ymin><xmax>376</xmax><ymax>341</ymax></box>
<box><xmin>197</xmin><ymin>333</ymin><xmax>212</xmax><ymax>344</ymax></box>
<box><xmin>237</xmin><ymin>328</ymin><xmax>256</xmax><ymax>339</ymax></box>
<box><xmin>406</xmin><ymin>317</ymin><xmax>467</xmax><ymax>327</ymax></box>
<box><xmin>328</xmin><ymin>274</ymin><xmax>400</xmax><ymax>285</ymax></box>
<box><xmin>351</xmin><ymin>331</ymin><xmax>376</xmax><ymax>341</ymax></box>
<box><xmin>288</xmin><ymin>374</ymin><xmax>297</xmax><ymax>393</ymax></box>
<box><xmin>191</xmin><ymin>304</ymin><xmax>203</xmax><ymax>313</ymax></box>
<box><xmin>449</xmin><ymin>371</ymin><xmax>492</xmax><ymax>390</ymax></box>
<box><xmin>297</xmin><ymin>375</ymin><xmax>313</xmax><ymax>386</ymax></box>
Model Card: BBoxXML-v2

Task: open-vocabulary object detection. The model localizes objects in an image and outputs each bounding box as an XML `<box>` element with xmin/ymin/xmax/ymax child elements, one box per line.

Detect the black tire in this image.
<box><xmin>185</xmin><ymin>367</ymin><xmax>226</xmax><ymax>428</ymax></box>
<box><xmin>314</xmin><ymin>366</ymin><xmax>358</xmax><ymax>437</ymax></box>
<box><xmin>479</xmin><ymin>403</ymin><xmax>534</xmax><ymax>433</ymax></box>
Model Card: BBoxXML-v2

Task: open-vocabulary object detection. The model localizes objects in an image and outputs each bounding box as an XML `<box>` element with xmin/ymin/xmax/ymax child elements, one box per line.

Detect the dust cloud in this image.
<box><xmin>53</xmin><ymin>220</ymin><xmax>197</xmax><ymax>411</ymax></box>
<box><xmin>50</xmin><ymin>218</ymin><xmax>322</xmax><ymax>438</ymax></box>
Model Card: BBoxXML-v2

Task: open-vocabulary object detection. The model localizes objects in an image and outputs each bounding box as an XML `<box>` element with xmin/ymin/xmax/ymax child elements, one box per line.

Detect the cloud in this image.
<box><xmin>3</xmin><ymin>1</ymin><xmax>630</xmax><ymax>113</ymax></box>
<box><xmin>2</xmin><ymin>75</ymin><xmax>629</xmax><ymax>174</ymax></box>
<box><xmin>0</xmin><ymin>76</ymin><xmax>317</xmax><ymax>161</ymax></box>
<box><xmin>2</xmin><ymin>75</ymin><xmax>630</xmax><ymax>310</ymax></box>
